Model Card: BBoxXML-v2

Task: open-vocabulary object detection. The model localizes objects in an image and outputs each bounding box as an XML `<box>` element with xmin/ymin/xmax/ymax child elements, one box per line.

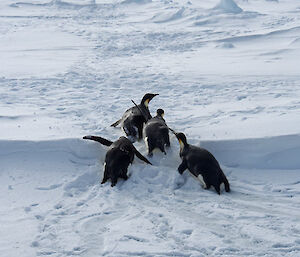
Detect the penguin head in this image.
<box><xmin>175</xmin><ymin>132</ymin><xmax>188</xmax><ymax>149</ymax></box>
<box><xmin>156</xmin><ymin>108</ymin><xmax>164</xmax><ymax>118</ymax></box>
<box><xmin>141</xmin><ymin>93</ymin><xmax>159</xmax><ymax>107</ymax></box>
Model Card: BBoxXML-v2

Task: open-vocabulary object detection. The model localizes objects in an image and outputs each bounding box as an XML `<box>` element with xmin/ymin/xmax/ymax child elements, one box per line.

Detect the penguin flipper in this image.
<box><xmin>133</xmin><ymin>147</ymin><xmax>152</xmax><ymax>165</ymax></box>
<box><xmin>111</xmin><ymin>119</ymin><xmax>122</xmax><ymax>127</ymax></box>
<box><xmin>178</xmin><ymin>159</ymin><xmax>187</xmax><ymax>174</ymax></box>
<box><xmin>83</xmin><ymin>135</ymin><xmax>113</xmax><ymax>146</ymax></box>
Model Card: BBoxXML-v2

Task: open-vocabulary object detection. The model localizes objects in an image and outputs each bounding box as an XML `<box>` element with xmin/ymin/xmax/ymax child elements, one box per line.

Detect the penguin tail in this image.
<box><xmin>221</xmin><ymin>171</ymin><xmax>230</xmax><ymax>192</ymax></box>
<box><xmin>83</xmin><ymin>135</ymin><xmax>113</xmax><ymax>146</ymax></box>
<box><xmin>111</xmin><ymin>119</ymin><xmax>122</xmax><ymax>127</ymax></box>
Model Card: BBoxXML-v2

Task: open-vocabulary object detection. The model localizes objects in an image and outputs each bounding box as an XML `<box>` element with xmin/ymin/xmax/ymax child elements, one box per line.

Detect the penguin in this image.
<box><xmin>143</xmin><ymin>109</ymin><xmax>170</xmax><ymax>156</ymax></box>
<box><xmin>110</xmin><ymin>93</ymin><xmax>159</xmax><ymax>142</ymax></box>
<box><xmin>83</xmin><ymin>135</ymin><xmax>152</xmax><ymax>187</ymax></box>
<box><xmin>174</xmin><ymin>132</ymin><xmax>230</xmax><ymax>195</ymax></box>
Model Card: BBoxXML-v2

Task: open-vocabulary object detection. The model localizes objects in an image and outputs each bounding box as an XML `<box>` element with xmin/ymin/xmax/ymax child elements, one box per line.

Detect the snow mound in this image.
<box><xmin>152</xmin><ymin>7</ymin><xmax>186</xmax><ymax>23</ymax></box>
<box><xmin>216</xmin><ymin>42</ymin><xmax>235</xmax><ymax>48</ymax></box>
<box><xmin>213</xmin><ymin>0</ymin><xmax>243</xmax><ymax>14</ymax></box>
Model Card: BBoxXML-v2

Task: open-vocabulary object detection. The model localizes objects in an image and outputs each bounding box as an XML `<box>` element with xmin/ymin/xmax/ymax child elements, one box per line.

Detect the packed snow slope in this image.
<box><xmin>1</xmin><ymin>0</ymin><xmax>300</xmax><ymax>256</ymax></box>
<box><xmin>1</xmin><ymin>136</ymin><xmax>300</xmax><ymax>256</ymax></box>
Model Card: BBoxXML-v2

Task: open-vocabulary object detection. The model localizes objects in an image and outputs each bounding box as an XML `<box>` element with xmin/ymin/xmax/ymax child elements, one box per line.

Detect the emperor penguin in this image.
<box><xmin>174</xmin><ymin>132</ymin><xmax>230</xmax><ymax>195</ymax></box>
<box><xmin>143</xmin><ymin>109</ymin><xmax>170</xmax><ymax>156</ymax></box>
<box><xmin>83</xmin><ymin>135</ymin><xmax>152</xmax><ymax>187</ymax></box>
<box><xmin>111</xmin><ymin>93</ymin><xmax>159</xmax><ymax>142</ymax></box>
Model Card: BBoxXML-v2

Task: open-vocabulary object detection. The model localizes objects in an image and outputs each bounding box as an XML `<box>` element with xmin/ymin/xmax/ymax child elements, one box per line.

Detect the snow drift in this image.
<box><xmin>1</xmin><ymin>134</ymin><xmax>300</xmax><ymax>256</ymax></box>
<box><xmin>213</xmin><ymin>0</ymin><xmax>243</xmax><ymax>14</ymax></box>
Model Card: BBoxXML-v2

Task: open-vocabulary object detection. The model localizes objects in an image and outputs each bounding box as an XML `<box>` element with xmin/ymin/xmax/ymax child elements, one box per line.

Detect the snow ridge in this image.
<box><xmin>1</xmin><ymin>135</ymin><xmax>300</xmax><ymax>256</ymax></box>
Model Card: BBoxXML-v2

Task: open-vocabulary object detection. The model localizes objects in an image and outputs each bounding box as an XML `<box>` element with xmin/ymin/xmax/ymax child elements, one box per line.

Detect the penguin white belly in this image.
<box><xmin>187</xmin><ymin>170</ymin><xmax>207</xmax><ymax>189</ymax></box>
<box><xmin>197</xmin><ymin>174</ymin><xmax>207</xmax><ymax>188</ymax></box>
<box><xmin>122</xmin><ymin>126</ymin><xmax>127</xmax><ymax>135</ymax></box>
<box><xmin>103</xmin><ymin>162</ymin><xmax>106</xmax><ymax>179</ymax></box>
<box><xmin>144</xmin><ymin>136</ymin><xmax>149</xmax><ymax>152</ymax></box>
<box><xmin>220</xmin><ymin>182</ymin><xmax>225</xmax><ymax>192</ymax></box>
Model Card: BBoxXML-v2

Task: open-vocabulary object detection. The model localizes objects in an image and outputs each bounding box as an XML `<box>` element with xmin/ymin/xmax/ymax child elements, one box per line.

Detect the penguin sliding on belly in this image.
<box><xmin>83</xmin><ymin>135</ymin><xmax>152</xmax><ymax>187</ymax></box>
<box><xmin>143</xmin><ymin>109</ymin><xmax>170</xmax><ymax>156</ymax></box>
<box><xmin>174</xmin><ymin>132</ymin><xmax>230</xmax><ymax>195</ymax></box>
<box><xmin>110</xmin><ymin>93</ymin><xmax>159</xmax><ymax>142</ymax></box>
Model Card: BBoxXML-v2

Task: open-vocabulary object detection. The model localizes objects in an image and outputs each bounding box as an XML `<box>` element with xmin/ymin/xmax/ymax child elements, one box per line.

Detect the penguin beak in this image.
<box><xmin>150</xmin><ymin>93</ymin><xmax>159</xmax><ymax>100</ymax></box>
<box><xmin>145</xmin><ymin>94</ymin><xmax>159</xmax><ymax>105</ymax></box>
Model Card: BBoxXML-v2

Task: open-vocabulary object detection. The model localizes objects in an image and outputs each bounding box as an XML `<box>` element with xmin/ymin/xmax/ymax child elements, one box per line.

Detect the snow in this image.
<box><xmin>1</xmin><ymin>0</ymin><xmax>300</xmax><ymax>256</ymax></box>
<box><xmin>0</xmin><ymin>29</ymin><xmax>90</xmax><ymax>78</ymax></box>
<box><xmin>213</xmin><ymin>0</ymin><xmax>243</xmax><ymax>14</ymax></box>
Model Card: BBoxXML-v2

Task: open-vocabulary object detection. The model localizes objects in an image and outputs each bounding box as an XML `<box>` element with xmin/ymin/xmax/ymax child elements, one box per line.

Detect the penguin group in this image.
<box><xmin>84</xmin><ymin>93</ymin><xmax>230</xmax><ymax>195</ymax></box>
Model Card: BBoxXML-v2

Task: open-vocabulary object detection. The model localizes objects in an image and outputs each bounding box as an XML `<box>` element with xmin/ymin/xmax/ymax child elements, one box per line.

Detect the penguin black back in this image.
<box><xmin>111</xmin><ymin>93</ymin><xmax>159</xmax><ymax>142</ymax></box>
<box><xmin>175</xmin><ymin>132</ymin><xmax>230</xmax><ymax>195</ymax></box>
<box><xmin>83</xmin><ymin>135</ymin><xmax>151</xmax><ymax>187</ymax></box>
<box><xmin>143</xmin><ymin>109</ymin><xmax>170</xmax><ymax>156</ymax></box>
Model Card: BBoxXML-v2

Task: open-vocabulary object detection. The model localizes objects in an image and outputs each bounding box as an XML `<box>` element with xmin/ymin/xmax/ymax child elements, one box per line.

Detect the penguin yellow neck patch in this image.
<box><xmin>144</xmin><ymin>99</ymin><xmax>149</xmax><ymax>107</ymax></box>
<box><xmin>179</xmin><ymin>139</ymin><xmax>185</xmax><ymax>150</ymax></box>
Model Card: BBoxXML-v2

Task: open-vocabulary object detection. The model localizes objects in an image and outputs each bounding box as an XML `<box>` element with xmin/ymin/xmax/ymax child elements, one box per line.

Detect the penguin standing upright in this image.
<box><xmin>83</xmin><ymin>135</ymin><xmax>152</xmax><ymax>187</ymax></box>
<box><xmin>174</xmin><ymin>132</ymin><xmax>230</xmax><ymax>195</ymax></box>
<box><xmin>111</xmin><ymin>93</ymin><xmax>158</xmax><ymax>142</ymax></box>
<box><xmin>143</xmin><ymin>109</ymin><xmax>170</xmax><ymax>156</ymax></box>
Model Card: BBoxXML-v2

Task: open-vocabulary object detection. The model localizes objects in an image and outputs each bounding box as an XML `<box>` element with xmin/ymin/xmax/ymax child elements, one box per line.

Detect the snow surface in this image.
<box><xmin>1</xmin><ymin>0</ymin><xmax>300</xmax><ymax>256</ymax></box>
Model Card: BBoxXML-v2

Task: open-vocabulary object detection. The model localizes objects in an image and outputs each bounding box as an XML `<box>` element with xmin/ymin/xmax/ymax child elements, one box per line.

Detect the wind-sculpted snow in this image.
<box><xmin>151</xmin><ymin>7</ymin><xmax>187</xmax><ymax>23</ymax></box>
<box><xmin>213</xmin><ymin>0</ymin><xmax>243</xmax><ymax>14</ymax></box>
<box><xmin>1</xmin><ymin>136</ymin><xmax>300</xmax><ymax>256</ymax></box>
<box><xmin>1</xmin><ymin>0</ymin><xmax>300</xmax><ymax>256</ymax></box>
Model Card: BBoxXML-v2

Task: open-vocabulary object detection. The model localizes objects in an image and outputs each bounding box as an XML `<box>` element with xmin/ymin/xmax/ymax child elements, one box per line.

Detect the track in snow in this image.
<box><xmin>1</xmin><ymin>0</ymin><xmax>300</xmax><ymax>256</ymax></box>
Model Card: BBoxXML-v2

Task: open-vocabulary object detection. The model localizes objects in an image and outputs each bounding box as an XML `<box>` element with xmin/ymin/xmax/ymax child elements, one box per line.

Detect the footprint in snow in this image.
<box><xmin>36</xmin><ymin>183</ymin><xmax>62</xmax><ymax>190</ymax></box>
